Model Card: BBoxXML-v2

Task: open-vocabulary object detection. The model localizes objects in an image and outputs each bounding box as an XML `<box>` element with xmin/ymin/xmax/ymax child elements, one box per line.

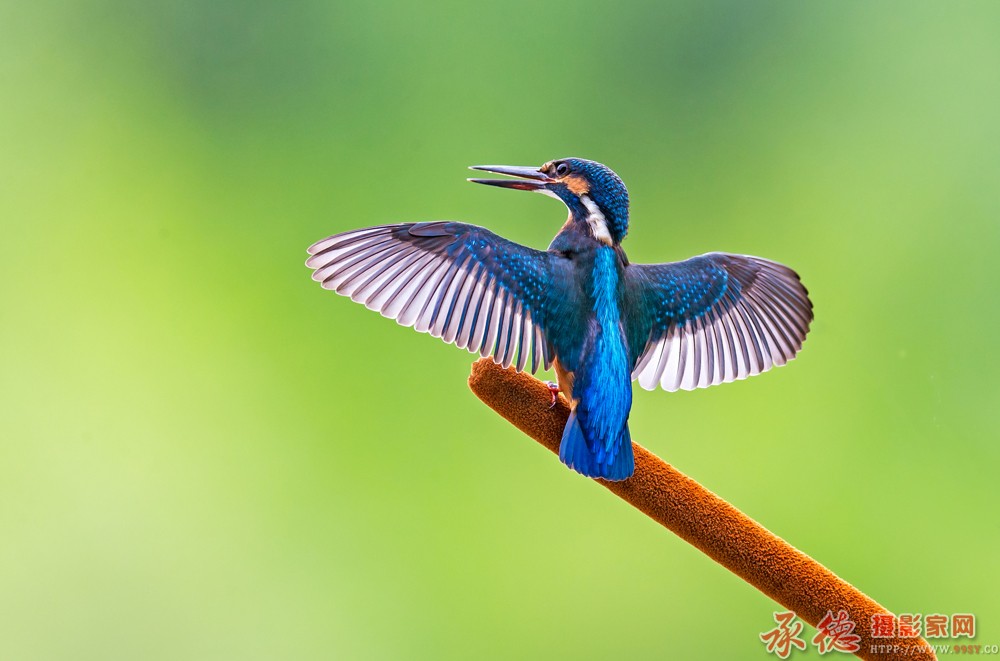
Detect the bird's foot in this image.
<box><xmin>545</xmin><ymin>381</ymin><xmax>560</xmax><ymax>409</ymax></box>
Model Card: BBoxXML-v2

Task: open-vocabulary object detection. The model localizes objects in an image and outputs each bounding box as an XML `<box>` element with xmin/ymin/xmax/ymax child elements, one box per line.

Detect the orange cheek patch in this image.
<box><xmin>564</xmin><ymin>175</ymin><xmax>590</xmax><ymax>196</ymax></box>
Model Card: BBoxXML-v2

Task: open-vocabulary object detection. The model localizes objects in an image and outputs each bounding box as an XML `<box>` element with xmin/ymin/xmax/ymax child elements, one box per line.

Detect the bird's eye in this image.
<box><xmin>555</xmin><ymin>162</ymin><xmax>570</xmax><ymax>177</ymax></box>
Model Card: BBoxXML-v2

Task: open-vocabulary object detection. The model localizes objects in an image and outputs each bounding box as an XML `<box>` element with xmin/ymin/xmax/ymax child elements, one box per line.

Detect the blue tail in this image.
<box><xmin>558</xmin><ymin>409</ymin><xmax>634</xmax><ymax>481</ymax></box>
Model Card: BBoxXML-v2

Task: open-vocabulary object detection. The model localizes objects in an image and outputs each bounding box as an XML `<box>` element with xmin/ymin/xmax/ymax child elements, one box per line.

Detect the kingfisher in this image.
<box><xmin>306</xmin><ymin>158</ymin><xmax>812</xmax><ymax>481</ymax></box>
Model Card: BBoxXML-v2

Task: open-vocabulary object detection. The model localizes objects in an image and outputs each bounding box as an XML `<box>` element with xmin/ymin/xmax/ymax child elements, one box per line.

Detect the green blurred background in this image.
<box><xmin>2</xmin><ymin>2</ymin><xmax>998</xmax><ymax>659</ymax></box>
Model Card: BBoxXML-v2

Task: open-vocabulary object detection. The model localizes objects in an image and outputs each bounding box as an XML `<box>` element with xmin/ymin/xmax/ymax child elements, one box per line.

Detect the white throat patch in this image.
<box><xmin>580</xmin><ymin>194</ymin><xmax>613</xmax><ymax>245</ymax></box>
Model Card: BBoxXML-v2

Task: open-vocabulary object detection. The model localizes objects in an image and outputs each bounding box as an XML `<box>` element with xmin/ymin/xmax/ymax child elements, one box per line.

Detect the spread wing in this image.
<box><xmin>624</xmin><ymin>253</ymin><xmax>812</xmax><ymax>392</ymax></box>
<box><xmin>306</xmin><ymin>222</ymin><xmax>554</xmax><ymax>373</ymax></box>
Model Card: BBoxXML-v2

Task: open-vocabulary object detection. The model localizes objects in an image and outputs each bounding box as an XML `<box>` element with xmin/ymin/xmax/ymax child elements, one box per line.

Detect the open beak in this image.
<box><xmin>467</xmin><ymin>164</ymin><xmax>552</xmax><ymax>191</ymax></box>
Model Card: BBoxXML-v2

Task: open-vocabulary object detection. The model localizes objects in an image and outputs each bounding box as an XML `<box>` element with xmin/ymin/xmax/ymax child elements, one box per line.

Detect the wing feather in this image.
<box><xmin>307</xmin><ymin>223</ymin><xmax>555</xmax><ymax>373</ymax></box>
<box><xmin>626</xmin><ymin>253</ymin><xmax>812</xmax><ymax>392</ymax></box>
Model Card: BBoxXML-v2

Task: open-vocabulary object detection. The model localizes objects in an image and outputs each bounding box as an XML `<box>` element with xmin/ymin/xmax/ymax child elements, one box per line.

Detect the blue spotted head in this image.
<box><xmin>469</xmin><ymin>158</ymin><xmax>630</xmax><ymax>245</ymax></box>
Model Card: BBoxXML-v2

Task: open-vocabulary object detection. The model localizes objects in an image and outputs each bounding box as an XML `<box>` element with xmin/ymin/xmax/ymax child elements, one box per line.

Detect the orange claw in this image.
<box><xmin>545</xmin><ymin>381</ymin><xmax>560</xmax><ymax>409</ymax></box>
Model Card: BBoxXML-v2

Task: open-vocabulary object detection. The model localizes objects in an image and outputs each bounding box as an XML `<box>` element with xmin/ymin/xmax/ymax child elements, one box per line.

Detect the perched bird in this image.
<box><xmin>306</xmin><ymin>158</ymin><xmax>812</xmax><ymax>480</ymax></box>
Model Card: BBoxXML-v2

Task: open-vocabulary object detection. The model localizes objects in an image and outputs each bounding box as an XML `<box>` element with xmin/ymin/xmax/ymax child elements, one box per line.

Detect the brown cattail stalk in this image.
<box><xmin>468</xmin><ymin>358</ymin><xmax>935</xmax><ymax>661</ymax></box>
